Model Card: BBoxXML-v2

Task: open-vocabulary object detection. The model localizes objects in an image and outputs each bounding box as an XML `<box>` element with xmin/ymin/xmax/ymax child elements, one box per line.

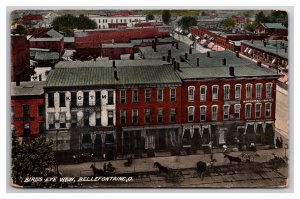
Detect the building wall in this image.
<box><xmin>116</xmin><ymin>86</ymin><xmax>182</xmax><ymax>128</ymax></box>
<box><xmin>89</xmin><ymin>15</ymin><xmax>146</xmax><ymax>29</ymax></box>
<box><xmin>101</xmin><ymin>47</ymin><xmax>137</xmax><ymax>60</ymax></box>
<box><xmin>29</xmin><ymin>39</ymin><xmax>64</xmax><ymax>57</ymax></box>
<box><xmin>256</xmin><ymin>24</ymin><xmax>288</xmax><ymax>36</ymax></box>
<box><xmin>11</xmin><ymin>96</ymin><xmax>45</xmax><ymax>138</ymax></box>
<box><xmin>180</xmin><ymin>78</ymin><xmax>277</xmax><ymax>124</ymax></box>
<box><xmin>11</xmin><ymin>36</ymin><xmax>30</xmax><ymax>82</ymax></box>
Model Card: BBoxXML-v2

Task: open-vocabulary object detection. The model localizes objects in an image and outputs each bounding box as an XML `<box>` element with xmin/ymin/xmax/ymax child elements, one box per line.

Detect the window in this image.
<box><xmin>255</xmin><ymin>103</ymin><xmax>261</xmax><ymax>118</ymax></box>
<box><xmin>108</xmin><ymin>91</ymin><xmax>114</xmax><ymax>105</ymax></box>
<box><xmin>120</xmin><ymin>90</ymin><xmax>126</xmax><ymax>104</ymax></box>
<box><xmin>266</xmin><ymin>83</ymin><xmax>272</xmax><ymax>98</ymax></box>
<box><xmin>234</xmin><ymin>104</ymin><xmax>241</xmax><ymax>119</ymax></box>
<box><xmin>157</xmin><ymin>88</ymin><xmax>163</xmax><ymax>102</ymax></box>
<box><xmin>188</xmin><ymin>86</ymin><xmax>195</xmax><ymax>101</ymax></box>
<box><xmin>95</xmin><ymin>91</ymin><xmax>101</xmax><ymax>106</ymax></box>
<box><xmin>84</xmin><ymin>92</ymin><xmax>89</xmax><ymax>106</ymax></box>
<box><xmin>188</xmin><ymin>106</ymin><xmax>194</xmax><ymax>122</ymax></box>
<box><xmin>84</xmin><ymin>111</ymin><xmax>89</xmax><ymax>126</ymax></box>
<box><xmin>256</xmin><ymin>84</ymin><xmax>262</xmax><ymax>98</ymax></box>
<box><xmin>200</xmin><ymin>106</ymin><xmax>206</xmax><ymax>121</ymax></box>
<box><xmin>212</xmin><ymin>85</ymin><xmax>218</xmax><ymax>100</ymax></box>
<box><xmin>132</xmin><ymin>90</ymin><xmax>138</xmax><ymax>103</ymax></box>
<box><xmin>48</xmin><ymin>93</ymin><xmax>54</xmax><ymax>107</ymax></box>
<box><xmin>96</xmin><ymin>112</ymin><xmax>101</xmax><ymax>126</ymax></box>
<box><xmin>38</xmin><ymin>105</ymin><xmax>44</xmax><ymax>117</ymax></box>
<box><xmin>170</xmin><ymin>108</ymin><xmax>176</xmax><ymax>123</ymax></box>
<box><xmin>59</xmin><ymin>93</ymin><xmax>65</xmax><ymax>107</ymax></box>
<box><xmin>71</xmin><ymin>112</ymin><xmax>77</xmax><ymax>127</ymax></box>
<box><xmin>224</xmin><ymin>85</ymin><xmax>230</xmax><ymax>100</ymax></box>
<box><xmin>246</xmin><ymin>84</ymin><xmax>252</xmax><ymax>99</ymax></box>
<box><xmin>39</xmin><ymin>122</ymin><xmax>44</xmax><ymax>135</ymax></box>
<box><xmin>59</xmin><ymin>113</ymin><xmax>66</xmax><ymax>128</ymax></box>
<box><xmin>108</xmin><ymin>111</ymin><xmax>114</xmax><ymax>126</ymax></box>
<box><xmin>211</xmin><ymin>105</ymin><xmax>218</xmax><ymax>121</ymax></box>
<box><xmin>145</xmin><ymin>109</ymin><xmax>151</xmax><ymax>123</ymax></box>
<box><xmin>71</xmin><ymin>92</ymin><xmax>77</xmax><ymax>107</ymax></box>
<box><xmin>200</xmin><ymin>86</ymin><xmax>207</xmax><ymax>101</ymax></box>
<box><xmin>223</xmin><ymin>105</ymin><xmax>230</xmax><ymax>120</ymax></box>
<box><xmin>48</xmin><ymin>113</ymin><xmax>55</xmax><ymax>129</ymax></box>
<box><xmin>132</xmin><ymin>109</ymin><xmax>138</xmax><ymax>125</ymax></box>
<box><xmin>157</xmin><ymin>108</ymin><xmax>163</xmax><ymax>123</ymax></box>
<box><xmin>235</xmin><ymin>84</ymin><xmax>241</xmax><ymax>100</ymax></box>
<box><xmin>265</xmin><ymin>103</ymin><xmax>271</xmax><ymax>117</ymax></box>
<box><xmin>170</xmin><ymin>88</ymin><xmax>176</xmax><ymax>102</ymax></box>
<box><xmin>145</xmin><ymin>89</ymin><xmax>151</xmax><ymax>102</ymax></box>
<box><xmin>121</xmin><ymin>110</ymin><xmax>126</xmax><ymax>125</ymax></box>
<box><xmin>23</xmin><ymin>105</ymin><xmax>30</xmax><ymax>118</ymax></box>
<box><xmin>245</xmin><ymin>104</ymin><xmax>252</xmax><ymax>119</ymax></box>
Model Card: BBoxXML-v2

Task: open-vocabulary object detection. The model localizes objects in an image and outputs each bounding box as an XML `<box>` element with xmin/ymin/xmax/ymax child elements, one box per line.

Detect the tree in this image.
<box><xmin>254</xmin><ymin>11</ymin><xmax>269</xmax><ymax>25</ymax></box>
<box><xmin>146</xmin><ymin>14</ymin><xmax>155</xmax><ymax>21</ymax></box>
<box><xmin>162</xmin><ymin>10</ymin><xmax>171</xmax><ymax>25</ymax></box>
<box><xmin>245</xmin><ymin>21</ymin><xmax>255</xmax><ymax>32</ymax></box>
<box><xmin>220</xmin><ymin>18</ymin><xmax>236</xmax><ymax>28</ymax></box>
<box><xmin>13</xmin><ymin>25</ymin><xmax>27</xmax><ymax>35</ymax></box>
<box><xmin>11</xmin><ymin>130</ymin><xmax>57</xmax><ymax>187</ymax></box>
<box><xmin>178</xmin><ymin>16</ymin><xmax>197</xmax><ymax>31</ymax></box>
<box><xmin>52</xmin><ymin>14</ymin><xmax>97</xmax><ymax>36</ymax></box>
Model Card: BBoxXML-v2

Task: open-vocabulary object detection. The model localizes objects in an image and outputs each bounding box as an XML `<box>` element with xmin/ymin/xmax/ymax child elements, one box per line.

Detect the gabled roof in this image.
<box><xmin>46</xmin><ymin>29</ymin><xmax>64</xmax><ymax>38</ymax></box>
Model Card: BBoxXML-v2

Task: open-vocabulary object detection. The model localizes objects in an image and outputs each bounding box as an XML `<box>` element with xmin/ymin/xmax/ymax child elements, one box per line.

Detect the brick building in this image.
<box><xmin>11</xmin><ymin>81</ymin><xmax>46</xmax><ymax>142</ymax></box>
<box><xmin>101</xmin><ymin>43</ymin><xmax>137</xmax><ymax>60</ymax></box>
<box><xmin>11</xmin><ymin>35</ymin><xmax>30</xmax><ymax>82</ymax></box>
<box><xmin>29</xmin><ymin>37</ymin><xmax>64</xmax><ymax>58</ymax></box>
<box><xmin>256</xmin><ymin>23</ymin><xmax>288</xmax><ymax>36</ymax></box>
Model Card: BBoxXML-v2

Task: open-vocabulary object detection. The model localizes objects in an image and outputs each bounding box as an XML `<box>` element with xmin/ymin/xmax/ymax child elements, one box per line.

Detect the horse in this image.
<box><xmin>224</xmin><ymin>154</ymin><xmax>242</xmax><ymax>164</ymax></box>
<box><xmin>154</xmin><ymin>162</ymin><xmax>169</xmax><ymax>175</ymax></box>
<box><xmin>90</xmin><ymin>164</ymin><xmax>105</xmax><ymax>177</ymax></box>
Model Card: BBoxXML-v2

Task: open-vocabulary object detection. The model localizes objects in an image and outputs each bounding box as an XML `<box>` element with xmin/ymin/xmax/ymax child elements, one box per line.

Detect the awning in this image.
<box><xmin>203</xmin><ymin>34</ymin><xmax>208</xmax><ymax>38</ymax></box>
<box><xmin>195</xmin><ymin>36</ymin><xmax>200</xmax><ymax>40</ymax></box>
<box><xmin>207</xmin><ymin>42</ymin><xmax>215</xmax><ymax>49</ymax></box>
<box><xmin>212</xmin><ymin>45</ymin><xmax>225</xmax><ymax>51</ymax></box>
<box><xmin>244</xmin><ymin>47</ymin><xmax>249</xmax><ymax>53</ymax></box>
<box><xmin>200</xmin><ymin>39</ymin><xmax>207</xmax><ymax>45</ymax></box>
<box><xmin>248</xmin><ymin>49</ymin><xmax>252</xmax><ymax>54</ymax></box>
<box><xmin>187</xmin><ymin>33</ymin><xmax>192</xmax><ymax>38</ymax></box>
<box><xmin>272</xmin><ymin>58</ymin><xmax>277</xmax><ymax>64</ymax></box>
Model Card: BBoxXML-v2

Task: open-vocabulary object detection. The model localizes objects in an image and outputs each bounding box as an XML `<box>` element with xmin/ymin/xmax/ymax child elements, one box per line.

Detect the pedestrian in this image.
<box><xmin>103</xmin><ymin>163</ymin><xmax>107</xmax><ymax>172</ymax></box>
<box><xmin>275</xmin><ymin>137</ymin><xmax>280</xmax><ymax>148</ymax></box>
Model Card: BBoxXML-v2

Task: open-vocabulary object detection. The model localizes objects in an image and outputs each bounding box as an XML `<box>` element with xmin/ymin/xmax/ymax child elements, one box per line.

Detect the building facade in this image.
<box><xmin>11</xmin><ymin>81</ymin><xmax>46</xmax><ymax>142</ymax></box>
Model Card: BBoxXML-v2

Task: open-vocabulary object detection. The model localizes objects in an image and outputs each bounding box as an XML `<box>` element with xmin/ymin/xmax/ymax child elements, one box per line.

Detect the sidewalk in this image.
<box><xmin>58</xmin><ymin>147</ymin><xmax>288</xmax><ymax>177</ymax></box>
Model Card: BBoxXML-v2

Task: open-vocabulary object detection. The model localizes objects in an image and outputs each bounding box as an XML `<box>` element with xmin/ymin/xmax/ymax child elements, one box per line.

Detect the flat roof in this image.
<box><xmin>29</xmin><ymin>37</ymin><xmax>62</xmax><ymax>42</ymax></box>
<box><xmin>242</xmin><ymin>40</ymin><xmax>288</xmax><ymax>59</ymax></box>
<box><xmin>45</xmin><ymin>64</ymin><xmax>181</xmax><ymax>88</ymax></box>
<box><xmin>102</xmin><ymin>43</ymin><xmax>134</xmax><ymax>48</ymax></box>
<box><xmin>35</xmin><ymin>51</ymin><xmax>60</xmax><ymax>60</ymax></box>
<box><xmin>11</xmin><ymin>81</ymin><xmax>46</xmax><ymax>96</ymax></box>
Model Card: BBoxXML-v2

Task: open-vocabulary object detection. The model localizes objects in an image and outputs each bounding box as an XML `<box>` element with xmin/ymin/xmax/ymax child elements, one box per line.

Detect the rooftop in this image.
<box><xmin>11</xmin><ymin>81</ymin><xmax>46</xmax><ymax>97</ymax></box>
<box><xmin>45</xmin><ymin>63</ymin><xmax>181</xmax><ymax>88</ymax></box>
<box><xmin>130</xmin><ymin>37</ymin><xmax>173</xmax><ymax>45</ymax></box>
<box><xmin>46</xmin><ymin>29</ymin><xmax>64</xmax><ymax>38</ymax></box>
<box><xmin>29</xmin><ymin>37</ymin><xmax>62</xmax><ymax>42</ymax></box>
<box><xmin>242</xmin><ymin>40</ymin><xmax>288</xmax><ymax>59</ymax></box>
<box><xmin>260</xmin><ymin>23</ymin><xmax>287</xmax><ymax>30</ymax></box>
<box><xmin>102</xmin><ymin>43</ymin><xmax>134</xmax><ymax>48</ymax></box>
<box><xmin>64</xmin><ymin>37</ymin><xmax>75</xmax><ymax>43</ymax></box>
<box><xmin>35</xmin><ymin>51</ymin><xmax>60</xmax><ymax>60</ymax></box>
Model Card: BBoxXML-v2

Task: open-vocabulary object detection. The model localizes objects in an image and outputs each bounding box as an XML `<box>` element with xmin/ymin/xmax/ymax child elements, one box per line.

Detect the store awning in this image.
<box><xmin>207</xmin><ymin>42</ymin><xmax>215</xmax><ymax>49</ymax></box>
<box><xmin>187</xmin><ymin>33</ymin><xmax>192</xmax><ymax>38</ymax></box>
<box><xmin>272</xmin><ymin>58</ymin><xmax>277</xmax><ymax>64</ymax></box>
<box><xmin>248</xmin><ymin>49</ymin><xmax>253</xmax><ymax>54</ymax></box>
<box><xmin>195</xmin><ymin>36</ymin><xmax>200</xmax><ymax>40</ymax></box>
<box><xmin>244</xmin><ymin>47</ymin><xmax>249</xmax><ymax>53</ymax></box>
<box><xmin>200</xmin><ymin>39</ymin><xmax>207</xmax><ymax>45</ymax></box>
<box><xmin>212</xmin><ymin>45</ymin><xmax>225</xmax><ymax>51</ymax></box>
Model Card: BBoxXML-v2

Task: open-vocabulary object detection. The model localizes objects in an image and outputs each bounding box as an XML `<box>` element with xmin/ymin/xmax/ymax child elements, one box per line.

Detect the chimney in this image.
<box><xmin>16</xmin><ymin>75</ymin><xmax>20</xmax><ymax>86</ymax></box>
<box><xmin>222</xmin><ymin>58</ymin><xmax>226</xmax><ymax>66</ymax></box>
<box><xmin>229</xmin><ymin>67</ymin><xmax>234</xmax><ymax>76</ymax></box>
<box><xmin>168</xmin><ymin>49</ymin><xmax>171</xmax><ymax>57</ymax></box>
<box><xmin>207</xmin><ymin>51</ymin><xmax>210</xmax><ymax>57</ymax></box>
<box><xmin>172</xmin><ymin>40</ymin><xmax>175</xmax><ymax>46</ymax></box>
<box><xmin>189</xmin><ymin>48</ymin><xmax>192</xmax><ymax>54</ymax></box>
<box><xmin>167</xmin><ymin>56</ymin><xmax>171</xmax><ymax>62</ymax></box>
<box><xmin>93</xmin><ymin>56</ymin><xmax>96</xmax><ymax>61</ymax></box>
<box><xmin>173</xmin><ymin>61</ymin><xmax>177</xmax><ymax>70</ymax></box>
<box><xmin>152</xmin><ymin>40</ymin><xmax>155</xmax><ymax>49</ymax></box>
<box><xmin>176</xmin><ymin>62</ymin><xmax>180</xmax><ymax>71</ymax></box>
<box><xmin>153</xmin><ymin>43</ymin><xmax>157</xmax><ymax>52</ymax></box>
<box><xmin>113</xmin><ymin>60</ymin><xmax>116</xmax><ymax>68</ymax></box>
<box><xmin>162</xmin><ymin>56</ymin><xmax>166</xmax><ymax>61</ymax></box>
<box><xmin>197</xmin><ymin>58</ymin><xmax>199</xmax><ymax>67</ymax></box>
<box><xmin>257</xmin><ymin>60</ymin><xmax>262</xmax><ymax>67</ymax></box>
<box><xmin>176</xmin><ymin>43</ymin><xmax>179</xmax><ymax>49</ymax></box>
<box><xmin>114</xmin><ymin>70</ymin><xmax>119</xmax><ymax>80</ymax></box>
<box><xmin>185</xmin><ymin>53</ymin><xmax>188</xmax><ymax>60</ymax></box>
<box><xmin>130</xmin><ymin>50</ymin><xmax>134</xmax><ymax>60</ymax></box>
<box><xmin>236</xmin><ymin>51</ymin><xmax>239</xmax><ymax>58</ymax></box>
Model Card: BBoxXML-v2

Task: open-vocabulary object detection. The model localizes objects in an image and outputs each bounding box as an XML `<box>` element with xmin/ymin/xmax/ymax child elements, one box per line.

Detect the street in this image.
<box><xmin>275</xmin><ymin>85</ymin><xmax>289</xmax><ymax>141</ymax></box>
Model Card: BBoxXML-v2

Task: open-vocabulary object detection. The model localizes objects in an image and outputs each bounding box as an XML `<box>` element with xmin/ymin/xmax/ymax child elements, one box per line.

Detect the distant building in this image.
<box><xmin>256</xmin><ymin>23</ymin><xmax>288</xmax><ymax>36</ymax></box>
<box><xmin>11</xmin><ymin>81</ymin><xmax>46</xmax><ymax>142</ymax></box>
<box><xmin>11</xmin><ymin>35</ymin><xmax>30</xmax><ymax>82</ymax></box>
<box><xmin>88</xmin><ymin>12</ymin><xmax>146</xmax><ymax>29</ymax></box>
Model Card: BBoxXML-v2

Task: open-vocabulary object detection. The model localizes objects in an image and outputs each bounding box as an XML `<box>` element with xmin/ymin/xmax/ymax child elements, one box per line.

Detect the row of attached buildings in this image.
<box><xmin>11</xmin><ymin>47</ymin><xmax>281</xmax><ymax>159</ymax></box>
